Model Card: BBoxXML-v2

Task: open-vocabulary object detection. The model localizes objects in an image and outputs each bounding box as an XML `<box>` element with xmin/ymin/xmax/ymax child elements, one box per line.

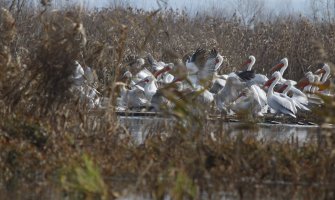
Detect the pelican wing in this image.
<box><xmin>269</xmin><ymin>95</ymin><xmax>296</xmax><ymax>118</ymax></box>
<box><xmin>190</xmin><ymin>48</ymin><xmax>206</xmax><ymax>70</ymax></box>
<box><xmin>237</xmin><ymin>70</ymin><xmax>255</xmax><ymax>81</ymax></box>
<box><xmin>252</xmin><ymin>74</ymin><xmax>269</xmax><ymax>85</ymax></box>
<box><xmin>290</xmin><ymin>86</ymin><xmax>308</xmax><ymax>105</ymax></box>
<box><xmin>196</xmin><ymin>89</ymin><xmax>214</xmax><ymax>105</ymax></box>
<box><xmin>252</xmin><ymin>85</ymin><xmax>267</xmax><ymax>106</ymax></box>
<box><xmin>217</xmin><ymin>76</ymin><xmax>247</xmax><ymax>105</ymax></box>
<box><xmin>210</xmin><ymin>78</ymin><xmax>226</xmax><ymax>94</ymax></box>
<box><xmin>136</xmin><ymin>68</ymin><xmax>154</xmax><ymax>80</ymax></box>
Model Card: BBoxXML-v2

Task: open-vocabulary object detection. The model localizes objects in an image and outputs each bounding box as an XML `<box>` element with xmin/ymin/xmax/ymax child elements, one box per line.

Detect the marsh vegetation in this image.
<box><xmin>0</xmin><ymin>0</ymin><xmax>335</xmax><ymax>199</ymax></box>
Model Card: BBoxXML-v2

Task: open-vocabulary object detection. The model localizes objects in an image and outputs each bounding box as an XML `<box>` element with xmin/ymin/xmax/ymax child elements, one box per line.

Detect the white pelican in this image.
<box><xmin>83</xmin><ymin>66</ymin><xmax>94</xmax><ymax>84</ymax></box>
<box><xmin>184</xmin><ymin>86</ymin><xmax>215</xmax><ymax>114</ymax></box>
<box><xmin>305</xmin><ymin>74</ymin><xmax>325</xmax><ymax>106</ymax></box>
<box><xmin>278</xmin><ymin>80</ymin><xmax>310</xmax><ymax>112</ymax></box>
<box><xmin>311</xmin><ymin>74</ymin><xmax>322</xmax><ymax>93</ymax></box>
<box><xmin>269</xmin><ymin>58</ymin><xmax>297</xmax><ymax>85</ymax></box>
<box><xmin>215</xmin><ymin>74</ymin><xmax>250</xmax><ymax>111</ymax></box>
<box><xmin>135</xmin><ymin>67</ymin><xmax>153</xmax><ymax>80</ymax></box>
<box><xmin>185</xmin><ymin>48</ymin><xmax>206</xmax><ymax>88</ymax></box>
<box><xmin>314</xmin><ymin>63</ymin><xmax>332</xmax><ymax>95</ymax></box>
<box><xmin>215</xmin><ymin>57</ymin><xmax>257</xmax><ymax>111</ymax></box>
<box><xmin>147</xmin><ymin>53</ymin><xmax>171</xmax><ymax>72</ymax></box>
<box><xmin>70</xmin><ymin>61</ymin><xmax>85</xmax><ymax>86</ymax></box>
<box><xmin>266</xmin><ymin>72</ymin><xmax>297</xmax><ymax>118</ymax></box>
<box><xmin>117</xmin><ymin>84</ymin><xmax>149</xmax><ymax>110</ymax></box>
<box><xmin>194</xmin><ymin>87</ymin><xmax>214</xmax><ymax>105</ymax></box>
<box><xmin>150</xmin><ymin>89</ymin><xmax>174</xmax><ymax>112</ymax></box>
<box><xmin>198</xmin><ymin>49</ymin><xmax>224</xmax><ymax>85</ymax></box>
<box><xmin>243</xmin><ymin>55</ymin><xmax>256</xmax><ymax>71</ymax></box>
<box><xmin>132</xmin><ymin>67</ymin><xmax>160</xmax><ymax>89</ymax></box>
<box><xmin>230</xmin><ymin>85</ymin><xmax>267</xmax><ymax>117</ymax></box>
<box><xmin>181</xmin><ymin>50</ymin><xmax>219</xmax><ymax>109</ymax></box>
<box><xmin>134</xmin><ymin>65</ymin><xmax>172</xmax><ymax>102</ymax></box>
<box><xmin>210</xmin><ymin>72</ymin><xmax>227</xmax><ymax>94</ymax></box>
<box><xmin>154</xmin><ymin>63</ymin><xmax>175</xmax><ymax>84</ymax></box>
<box><xmin>135</xmin><ymin>75</ymin><xmax>158</xmax><ymax>102</ymax></box>
<box><xmin>316</xmin><ymin>63</ymin><xmax>331</xmax><ymax>84</ymax></box>
<box><xmin>242</xmin><ymin>55</ymin><xmax>268</xmax><ymax>86</ymax></box>
<box><xmin>296</xmin><ymin>71</ymin><xmax>314</xmax><ymax>92</ymax></box>
<box><xmin>68</xmin><ymin>61</ymin><xmax>103</xmax><ymax>109</ymax></box>
<box><xmin>124</xmin><ymin>55</ymin><xmax>145</xmax><ymax>75</ymax></box>
<box><xmin>224</xmin><ymin>56</ymin><xmax>269</xmax><ymax>114</ymax></box>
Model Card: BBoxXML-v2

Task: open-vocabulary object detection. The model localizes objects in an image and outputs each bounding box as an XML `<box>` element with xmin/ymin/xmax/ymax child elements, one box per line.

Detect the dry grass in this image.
<box><xmin>0</xmin><ymin>2</ymin><xmax>335</xmax><ymax>199</ymax></box>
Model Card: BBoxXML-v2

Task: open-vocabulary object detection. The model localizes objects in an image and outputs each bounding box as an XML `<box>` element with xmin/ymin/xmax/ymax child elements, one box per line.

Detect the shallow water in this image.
<box><xmin>118</xmin><ymin>116</ymin><xmax>321</xmax><ymax>144</ymax></box>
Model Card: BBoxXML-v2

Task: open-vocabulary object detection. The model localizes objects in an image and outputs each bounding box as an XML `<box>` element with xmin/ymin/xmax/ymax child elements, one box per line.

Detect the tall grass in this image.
<box><xmin>0</xmin><ymin>1</ymin><xmax>334</xmax><ymax>199</ymax></box>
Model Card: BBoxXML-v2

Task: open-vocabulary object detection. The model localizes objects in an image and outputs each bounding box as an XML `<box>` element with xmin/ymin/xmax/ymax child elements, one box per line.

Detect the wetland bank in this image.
<box><xmin>0</xmin><ymin>0</ymin><xmax>335</xmax><ymax>199</ymax></box>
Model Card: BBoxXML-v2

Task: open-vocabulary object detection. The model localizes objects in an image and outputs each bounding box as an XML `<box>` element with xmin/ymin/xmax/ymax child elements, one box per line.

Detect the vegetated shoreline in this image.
<box><xmin>0</xmin><ymin>2</ymin><xmax>335</xmax><ymax>200</ymax></box>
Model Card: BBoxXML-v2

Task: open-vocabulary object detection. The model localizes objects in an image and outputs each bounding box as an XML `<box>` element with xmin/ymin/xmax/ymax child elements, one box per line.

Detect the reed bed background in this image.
<box><xmin>0</xmin><ymin>0</ymin><xmax>335</xmax><ymax>199</ymax></box>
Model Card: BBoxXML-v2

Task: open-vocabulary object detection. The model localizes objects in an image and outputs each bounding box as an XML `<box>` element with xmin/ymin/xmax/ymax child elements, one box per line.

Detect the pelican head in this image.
<box><xmin>295</xmin><ymin>71</ymin><xmax>313</xmax><ymax>90</ymax></box>
<box><xmin>122</xmin><ymin>71</ymin><xmax>133</xmax><ymax>79</ymax></box>
<box><xmin>135</xmin><ymin>75</ymin><xmax>155</xmax><ymax>85</ymax></box>
<box><xmin>243</xmin><ymin>55</ymin><xmax>256</xmax><ymax>71</ymax></box>
<box><xmin>145</xmin><ymin>75</ymin><xmax>155</xmax><ymax>83</ymax></box>
<box><xmin>315</xmin><ymin>63</ymin><xmax>331</xmax><ymax>83</ymax></box>
<box><xmin>264</xmin><ymin>71</ymin><xmax>282</xmax><ymax>87</ymax></box>
<box><xmin>208</xmin><ymin>49</ymin><xmax>223</xmax><ymax>67</ymax></box>
<box><xmin>154</xmin><ymin>63</ymin><xmax>174</xmax><ymax>78</ymax></box>
<box><xmin>270</xmin><ymin>57</ymin><xmax>288</xmax><ymax>74</ymax></box>
<box><xmin>285</xmin><ymin>80</ymin><xmax>295</xmax><ymax>86</ymax></box>
<box><xmin>249</xmin><ymin>55</ymin><xmax>256</xmax><ymax>64</ymax></box>
<box><xmin>72</xmin><ymin>61</ymin><xmax>84</xmax><ymax>79</ymax></box>
<box><xmin>315</xmin><ymin>63</ymin><xmax>330</xmax><ymax>75</ymax></box>
<box><xmin>136</xmin><ymin>58</ymin><xmax>145</xmax><ymax>68</ymax></box>
<box><xmin>164</xmin><ymin>63</ymin><xmax>174</xmax><ymax>71</ymax></box>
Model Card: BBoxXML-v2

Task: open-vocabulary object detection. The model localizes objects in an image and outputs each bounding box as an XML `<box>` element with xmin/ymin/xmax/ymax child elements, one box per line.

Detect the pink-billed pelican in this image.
<box><xmin>185</xmin><ymin>48</ymin><xmax>206</xmax><ymax>88</ymax></box>
<box><xmin>134</xmin><ymin>65</ymin><xmax>172</xmax><ymax>101</ymax></box>
<box><xmin>266</xmin><ymin>71</ymin><xmax>296</xmax><ymax>118</ymax></box>
<box><xmin>296</xmin><ymin>71</ymin><xmax>314</xmax><ymax>92</ymax></box>
<box><xmin>198</xmin><ymin>49</ymin><xmax>224</xmax><ymax>86</ymax></box>
<box><xmin>242</xmin><ymin>55</ymin><xmax>268</xmax><ymax>86</ymax></box>
<box><xmin>230</xmin><ymin>84</ymin><xmax>267</xmax><ymax>117</ymax></box>
<box><xmin>135</xmin><ymin>75</ymin><xmax>158</xmax><ymax>102</ymax></box>
<box><xmin>70</xmin><ymin>61</ymin><xmax>85</xmax><ymax>86</ymax></box>
<box><xmin>314</xmin><ymin>63</ymin><xmax>331</xmax><ymax>94</ymax></box>
<box><xmin>278</xmin><ymin>80</ymin><xmax>310</xmax><ymax>112</ymax></box>
<box><xmin>185</xmin><ymin>48</ymin><xmax>224</xmax><ymax>88</ymax></box>
<box><xmin>269</xmin><ymin>58</ymin><xmax>297</xmax><ymax>85</ymax></box>
<box><xmin>117</xmin><ymin>84</ymin><xmax>149</xmax><ymax>110</ymax></box>
<box><xmin>215</xmin><ymin>58</ymin><xmax>257</xmax><ymax>111</ymax></box>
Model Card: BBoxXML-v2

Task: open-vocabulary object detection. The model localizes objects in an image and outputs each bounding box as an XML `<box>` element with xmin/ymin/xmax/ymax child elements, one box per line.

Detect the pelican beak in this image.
<box><xmin>154</xmin><ymin>65</ymin><xmax>171</xmax><ymax>78</ymax></box>
<box><xmin>263</xmin><ymin>77</ymin><xmax>276</xmax><ymax>88</ymax></box>
<box><xmin>315</xmin><ymin>68</ymin><xmax>326</xmax><ymax>75</ymax></box>
<box><xmin>296</xmin><ymin>78</ymin><xmax>310</xmax><ymax>89</ymax></box>
<box><xmin>241</xmin><ymin>59</ymin><xmax>251</xmax><ymax>68</ymax></box>
<box><xmin>270</xmin><ymin>63</ymin><xmax>284</xmax><ymax>73</ymax></box>
<box><xmin>310</xmin><ymin>80</ymin><xmax>330</xmax><ymax>91</ymax></box>
<box><xmin>277</xmin><ymin>84</ymin><xmax>288</xmax><ymax>93</ymax></box>
<box><xmin>135</xmin><ymin>79</ymin><xmax>149</xmax><ymax>85</ymax></box>
<box><xmin>172</xmin><ymin>77</ymin><xmax>184</xmax><ymax>83</ymax></box>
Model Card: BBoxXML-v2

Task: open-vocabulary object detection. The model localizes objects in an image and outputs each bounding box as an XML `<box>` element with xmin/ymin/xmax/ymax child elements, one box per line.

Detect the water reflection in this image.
<box><xmin>118</xmin><ymin>116</ymin><xmax>320</xmax><ymax>144</ymax></box>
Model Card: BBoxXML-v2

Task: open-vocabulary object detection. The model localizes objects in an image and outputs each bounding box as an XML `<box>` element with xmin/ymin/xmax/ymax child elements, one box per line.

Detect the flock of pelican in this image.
<box><xmin>71</xmin><ymin>49</ymin><xmax>333</xmax><ymax>118</ymax></box>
